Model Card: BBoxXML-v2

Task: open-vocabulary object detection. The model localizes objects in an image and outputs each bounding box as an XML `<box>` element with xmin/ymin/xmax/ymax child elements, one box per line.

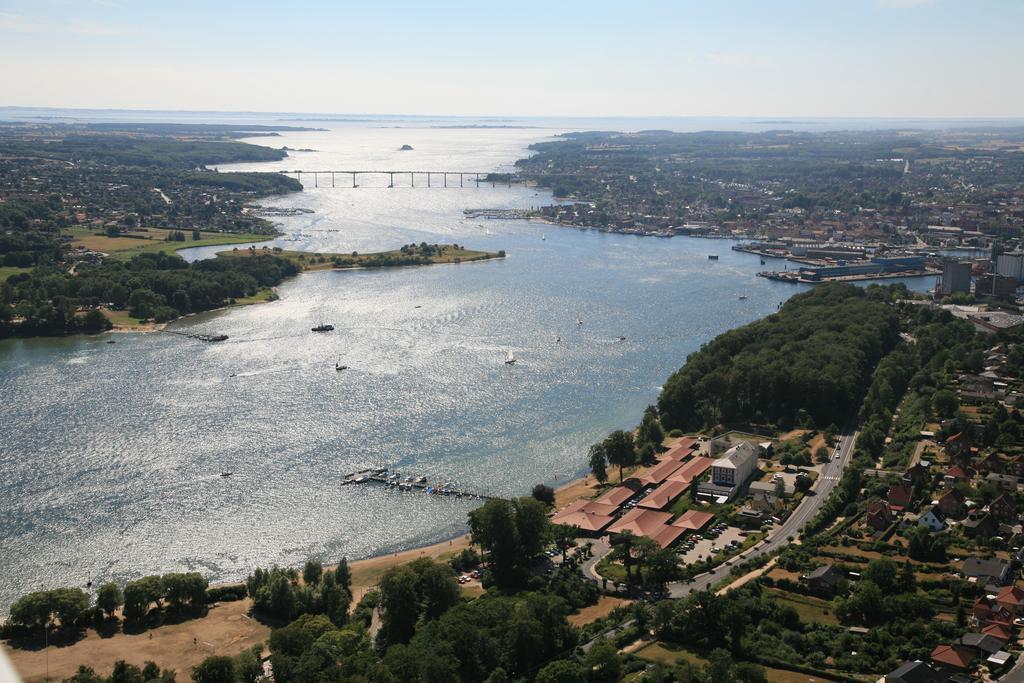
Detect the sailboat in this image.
<box><xmin>336</xmin><ymin>357</ymin><xmax>349</xmax><ymax>371</ymax></box>
<box><xmin>577</xmin><ymin>317</ymin><xmax>583</xmax><ymax>326</ymax></box>
<box><xmin>542</xmin><ymin>234</ymin><xmax>546</xmax><ymax>240</ymax></box>
<box><xmin>505</xmin><ymin>351</ymin><xmax>516</xmax><ymax>365</ymax></box>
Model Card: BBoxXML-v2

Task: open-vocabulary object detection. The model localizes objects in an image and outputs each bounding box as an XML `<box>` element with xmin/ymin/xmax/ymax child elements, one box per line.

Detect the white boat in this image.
<box><xmin>542</xmin><ymin>234</ymin><xmax>546</xmax><ymax>240</ymax></box>
<box><xmin>505</xmin><ymin>351</ymin><xmax>516</xmax><ymax>365</ymax></box>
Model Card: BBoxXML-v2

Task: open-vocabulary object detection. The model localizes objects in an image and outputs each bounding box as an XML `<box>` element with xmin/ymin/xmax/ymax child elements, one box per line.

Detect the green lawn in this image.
<box><xmin>63</xmin><ymin>226</ymin><xmax>273</xmax><ymax>260</ymax></box>
<box><xmin>0</xmin><ymin>266</ymin><xmax>31</xmax><ymax>281</ymax></box>
<box><xmin>635</xmin><ymin>642</ymin><xmax>708</xmax><ymax>668</ymax></box>
<box><xmin>764</xmin><ymin>588</ymin><xmax>839</xmax><ymax>625</ymax></box>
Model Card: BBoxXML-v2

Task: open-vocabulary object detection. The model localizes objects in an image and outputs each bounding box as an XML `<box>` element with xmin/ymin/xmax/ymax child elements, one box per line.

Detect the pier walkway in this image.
<box><xmin>342</xmin><ymin>467</ymin><xmax>498</xmax><ymax>501</ymax></box>
<box><xmin>164</xmin><ymin>330</ymin><xmax>229</xmax><ymax>342</ymax></box>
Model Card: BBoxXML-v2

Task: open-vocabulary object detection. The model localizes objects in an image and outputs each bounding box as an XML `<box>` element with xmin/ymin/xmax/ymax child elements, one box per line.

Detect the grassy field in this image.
<box><xmin>0</xmin><ymin>265</ymin><xmax>31</xmax><ymax>280</ymax></box>
<box><xmin>216</xmin><ymin>243</ymin><xmax>502</xmax><ymax>271</ymax></box>
<box><xmin>63</xmin><ymin>225</ymin><xmax>273</xmax><ymax>260</ymax></box>
<box><xmin>764</xmin><ymin>588</ymin><xmax>839</xmax><ymax>625</ymax></box>
<box><xmin>635</xmin><ymin>641</ymin><xmax>708</xmax><ymax>668</ymax></box>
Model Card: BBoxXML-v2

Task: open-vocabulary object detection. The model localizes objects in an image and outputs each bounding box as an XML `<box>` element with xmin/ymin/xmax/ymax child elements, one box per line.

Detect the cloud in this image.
<box><xmin>0</xmin><ymin>12</ymin><xmax>138</xmax><ymax>36</ymax></box>
<box><xmin>705</xmin><ymin>52</ymin><xmax>773</xmax><ymax>68</ymax></box>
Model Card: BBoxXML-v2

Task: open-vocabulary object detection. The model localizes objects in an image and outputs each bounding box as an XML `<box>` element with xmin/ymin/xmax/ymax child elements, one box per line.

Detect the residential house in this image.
<box><xmin>986</xmin><ymin>472</ymin><xmax>1020</xmax><ymax>492</ymax></box>
<box><xmin>903</xmin><ymin>463</ymin><xmax>930</xmax><ymax>488</ymax></box>
<box><xmin>888</xmin><ymin>483</ymin><xmax>914</xmax><ymax>512</ymax></box>
<box><xmin>995</xmin><ymin>585</ymin><xmax>1024</xmax><ymax>618</ymax></box>
<box><xmin>803</xmin><ymin>564</ymin><xmax>846</xmax><ymax>596</ymax></box>
<box><xmin>882</xmin><ymin>660</ymin><xmax>944</xmax><ymax>683</ymax></box>
<box><xmin>1008</xmin><ymin>455</ymin><xmax>1024</xmax><ymax>478</ymax></box>
<box><xmin>961</xmin><ymin>512</ymin><xmax>998</xmax><ymax>539</ymax></box>
<box><xmin>961</xmin><ymin>557</ymin><xmax>1012</xmax><ymax>587</ymax></box>
<box><xmin>944</xmin><ymin>465</ymin><xmax>971</xmax><ymax>486</ymax></box>
<box><xmin>977</xmin><ymin>452</ymin><xmax>1003</xmax><ymax>473</ymax></box>
<box><xmin>930</xmin><ymin>644</ymin><xmax>974</xmax><ymax>672</ymax></box>
<box><xmin>936</xmin><ymin>489</ymin><xmax>966</xmax><ymax>518</ymax></box>
<box><xmin>989</xmin><ymin>494</ymin><xmax>1016</xmax><ymax>522</ymax></box>
<box><xmin>918</xmin><ymin>506</ymin><xmax>947</xmax><ymax>532</ymax></box>
<box><xmin>865</xmin><ymin>500</ymin><xmax>894</xmax><ymax>532</ymax></box>
<box><xmin>944</xmin><ymin>432</ymin><xmax>968</xmax><ymax>458</ymax></box>
<box><xmin>980</xmin><ymin>622</ymin><xmax>1013</xmax><ymax>646</ymax></box>
<box><xmin>957</xmin><ymin>633</ymin><xmax>1003</xmax><ymax>658</ymax></box>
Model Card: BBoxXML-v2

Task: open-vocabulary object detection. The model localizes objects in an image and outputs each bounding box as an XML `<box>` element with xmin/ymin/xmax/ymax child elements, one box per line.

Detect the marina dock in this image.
<box><xmin>342</xmin><ymin>468</ymin><xmax>498</xmax><ymax>500</ymax></box>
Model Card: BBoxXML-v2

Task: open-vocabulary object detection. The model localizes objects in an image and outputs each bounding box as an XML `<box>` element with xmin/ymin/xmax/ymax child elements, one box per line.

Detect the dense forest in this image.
<box><xmin>657</xmin><ymin>283</ymin><xmax>901</xmax><ymax>430</ymax></box>
<box><xmin>0</xmin><ymin>252</ymin><xmax>300</xmax><ymax>337</ymax></box>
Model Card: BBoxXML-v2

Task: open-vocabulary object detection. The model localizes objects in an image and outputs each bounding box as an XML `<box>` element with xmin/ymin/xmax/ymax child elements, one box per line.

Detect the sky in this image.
<box><xmin>0</xmin><ymin>0</ymin><xmax>1022</xmax><ymax>118</ymax></box>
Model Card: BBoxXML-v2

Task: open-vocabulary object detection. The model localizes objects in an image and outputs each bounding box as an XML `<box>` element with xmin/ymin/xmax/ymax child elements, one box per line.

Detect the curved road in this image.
<box><xmin>666</xmin><ymin>425</ymin><xmax>860</xmax><ymax>597</ymax></box>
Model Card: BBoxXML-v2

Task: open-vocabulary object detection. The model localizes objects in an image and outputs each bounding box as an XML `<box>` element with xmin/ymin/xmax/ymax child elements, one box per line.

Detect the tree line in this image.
<box><xmin>1</xmin><ymin>251</ymin><xmax>300</xmax><ymax>337</ymax></box>
<box><xmin>658</xmin><ymin>283</ymin><xmax>900</xmax><ymax>431</ymax></box>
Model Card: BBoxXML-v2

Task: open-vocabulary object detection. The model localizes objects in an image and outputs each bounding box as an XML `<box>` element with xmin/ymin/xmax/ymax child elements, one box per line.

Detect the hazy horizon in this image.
<box><xmin>1</xmin><ymin>0</ymin><xmax>1022</xmax><ymax>118</ymax></box>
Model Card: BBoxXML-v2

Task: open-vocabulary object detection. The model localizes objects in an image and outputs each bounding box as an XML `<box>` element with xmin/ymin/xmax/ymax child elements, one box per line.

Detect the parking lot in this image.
<box><xmin>675</xmin><ymin>525</ymin><xmax>749</xmax><ymax>565</ymax></box>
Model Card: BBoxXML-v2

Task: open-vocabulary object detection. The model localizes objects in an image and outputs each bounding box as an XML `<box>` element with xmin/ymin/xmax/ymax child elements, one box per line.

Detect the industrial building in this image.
<box><xmin>939</xmin><ymin>260</ymin><xmax>972</xmax><ymax>296</ymax></box>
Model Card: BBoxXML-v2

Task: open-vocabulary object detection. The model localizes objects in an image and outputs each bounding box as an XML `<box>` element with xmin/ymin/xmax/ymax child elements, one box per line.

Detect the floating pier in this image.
<box><xmin>342</xmin><ymin>468</ymin><xmax>497</xmax><ymax>500</ymax></box>
<box><xmin>165</xmin><ymin>330</ymin><xmax>229</xmax><ymax>342</ymax></box>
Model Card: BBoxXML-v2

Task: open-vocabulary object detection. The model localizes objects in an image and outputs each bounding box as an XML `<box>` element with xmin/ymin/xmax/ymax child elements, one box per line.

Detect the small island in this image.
<box><xmin>219</xmin><ymin>242</ymin><xmax>504</xmax><ymax>272</ymax></box>
<box><xmin>398</xmin><ymin>144</ymin><xmax>414</xmax><ymax>151</ymax></box>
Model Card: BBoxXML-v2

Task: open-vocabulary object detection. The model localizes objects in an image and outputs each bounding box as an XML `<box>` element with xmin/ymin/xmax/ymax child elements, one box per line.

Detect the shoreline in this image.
<box><xmin>343</xmin><ymin>467</ymin><xmax>595</xmax><ymax>595</ymax></box>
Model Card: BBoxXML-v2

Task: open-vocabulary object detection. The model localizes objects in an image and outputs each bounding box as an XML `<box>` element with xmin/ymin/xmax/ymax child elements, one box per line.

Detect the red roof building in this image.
<box><xmin>930</xmin><ymin>644</ymin><xmax>973</xmax><ymax>671</ymax></box>
<box><xmin>662</xmin><ymin>437</ymin><xmax>700</xmax><ymax>461</ymax></box>
<box><xmin>996</xmin><ymin>585</ymin><xmax>1024</xmax><ymax>616</ymax></box>
<box><xmin>606</xmin><ymin>508</ymin><xmax>691</xmax><ymax>549</ymax></box>
<box><xmin>594</xmin><ymin>480</ymin><xmax>642</xmax><ymax>508</ymax></box>
<box><xmin>638</xmin><ymin>480</ymin><xmax>689</xmax><ymax>510</ymax></box>
<box><xmin>667</xmin><ymin>457</ymin><xmax>715</xmax><ymax>484</ymax></box>
<box><xmin>608</xmin><ymin>508</ymin><xmax>673</xmax><ymax>536</ymax></box>
<box><xmin>944</xmin><ymin>465</ymin><xmax>970</xmax><ymax>483</ymax></box>
<box><xmin>865</xmin><ymin>500</ymin><xmax>893</xmax><ymax>531</ymax></box>
<box><xmin>636</xmin><ymin>459</ymin><xmax>685</xmax><ymax>487</ymax></box>
<box><xmin>672</xmin><ymin>510</ymin><xmax>715</xmax><ymax>531</ymax></box>
<box><xmin>888</xmin><ymin>483</ymin><xmax>913</xmax><ymax>511</ymax></box>
<box><xmin>936</xmin><ymin>488</ymin><xmax>966</xmax><ymax>518</ymax></box>
<box><xmin>550</xmin><ymin>500</ymin><xmax>616</xmax><ymax>534</ymax></box>
<box><xmin>981</xmin><ymin>622</ymin><xmax>1012</xmax><ymax>644</ymax></box>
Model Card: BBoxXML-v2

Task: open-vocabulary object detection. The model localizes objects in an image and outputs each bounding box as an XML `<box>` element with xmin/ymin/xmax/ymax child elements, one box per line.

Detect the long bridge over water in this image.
<box><xmin>277</xmin><ymin>170</ymin><xmax>526</xmax><ymax>189</ymax></box>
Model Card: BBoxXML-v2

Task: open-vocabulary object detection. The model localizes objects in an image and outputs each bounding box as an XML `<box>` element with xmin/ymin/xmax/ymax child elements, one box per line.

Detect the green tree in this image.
<box><xmin>96</xmin><ymin>583</ymin><xmax>123</xmax><ymax>619</ymax></box>
<box><xmin>378</xmin><ymin>566</ymin><xmax>420</xmax><ymax>645</ymax></box>
<box><xmin>552</xmin><ymin>524</ymin><xmax>579</xmax><ymax>563</ymax></box>
<box><xmin>335</xmin><ymin>558</ymin><xmax>352</xmax><ymax>593</ymax></box>
<box><xmin>588</xmin><ymin>445</ymin><xmax>608</xmax><ymax>483</ymax></box>
<box><xmin>535</xmin><ymin>659</ymin><xmax>586</xmax><ymax>683</ymax></box>
<box><xmin>303</xmin><ymin>560</ymin><xmax>323</xmax><ymax>586</ymax></box>
<box><xmin>532</xmin><ymin>483</ymin><xmax>556</xmax><ymax>505</ymax></box>
<box><xmin>603</xmin><ymin>430</ymin><xmax>636</xmax><ymax>482</ymax></box>
<box><xmin>584</xmin><ymin>642</ymin><xmax>622</xmax><ymax>683</ymax></box>
<box><xmin>191</xmin><ymin>655</ymin><xmax>235</xmax><ymax>683</ymax></box>
<box><xmin>933</xmin><ymin>389</ymin><xmax>959</xmax><ymax>418</ymax></box>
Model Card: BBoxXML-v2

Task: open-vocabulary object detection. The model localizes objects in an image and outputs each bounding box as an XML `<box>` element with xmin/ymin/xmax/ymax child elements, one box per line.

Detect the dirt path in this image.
<box><xmin>715</xmin><ymin>558</ymin><xmax>778</xmax><ymax>595</ymax></box>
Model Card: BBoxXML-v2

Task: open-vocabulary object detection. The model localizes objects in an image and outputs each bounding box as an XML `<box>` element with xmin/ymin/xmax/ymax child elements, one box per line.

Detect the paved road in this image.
<box><xmin>665</xmin><ymin>425</ymin><xmax>859</xmax><ymax>597</ymax></box>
